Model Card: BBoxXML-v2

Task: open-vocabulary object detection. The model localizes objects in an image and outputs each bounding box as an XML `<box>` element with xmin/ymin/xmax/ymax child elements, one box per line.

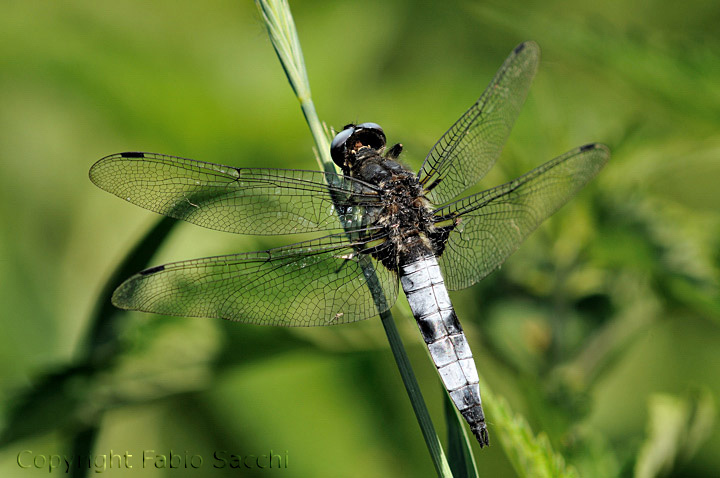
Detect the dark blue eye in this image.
<box><xmin>331</xmin><ymin>126</ymin><xmax>355</xmax><ymax>167</ymax></box>
<box><xmin>355</xmin><ymin>122</ymin><xmax>386</xmax><ymax>152</ymax></box>
<box><xmin>356</xmin><ymin>122</ymin><xmax>383</xmax><ymax>134</ymax></box>
<box><xmin>331</xmin><ymin>126</ymin><xmax>355</xmax><ymax>151</ymax></box>
<box><xmin>330</xmin><ymin>122</ymin><xmax>387</xmax><ymax>169</ymax></box>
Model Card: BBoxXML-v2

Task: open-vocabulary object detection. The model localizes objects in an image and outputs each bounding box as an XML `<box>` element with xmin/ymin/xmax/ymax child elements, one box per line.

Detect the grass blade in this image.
<box><xmin>444</xmin><ymin>390</ymin><xmax>479</xmax><ymax>477</ymax></box>
<box><xmin>255</xmin><ymin>1</ymin><xmax>453</xmax><ymax>475</ymax></box>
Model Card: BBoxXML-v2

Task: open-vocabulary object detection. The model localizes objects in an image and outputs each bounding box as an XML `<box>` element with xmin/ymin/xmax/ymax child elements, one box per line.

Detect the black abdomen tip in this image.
<box><xmin>472</xmin><ymin>425</ymin><xmax>490</xmax><ymax>448</ymax></box>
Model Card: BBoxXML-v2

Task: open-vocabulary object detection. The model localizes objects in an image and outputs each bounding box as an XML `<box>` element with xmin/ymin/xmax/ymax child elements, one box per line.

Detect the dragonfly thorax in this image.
<box><xmin>349</xmin><ymin>146</ymin><xmax>436</xmax><ymax>272</ymax></box>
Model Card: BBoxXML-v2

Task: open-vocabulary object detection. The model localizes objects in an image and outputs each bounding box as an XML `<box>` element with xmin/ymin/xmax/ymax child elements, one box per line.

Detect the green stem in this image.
<box><xmin>255</xmin><ymin>1</ymin><xmax>452</xmax><ymax>475</ymax></box>
<box><xmin>380</xmin><ymin>310</ymin><xmax>453</xmax><ymax>476</ymax></box>
<box><xmin>299</xmin><ymin>99</ymin><xmax>332</xmax><ymax>173</ymax></box>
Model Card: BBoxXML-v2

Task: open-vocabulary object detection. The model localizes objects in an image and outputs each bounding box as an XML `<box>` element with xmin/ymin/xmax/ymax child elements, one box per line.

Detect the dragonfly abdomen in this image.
<box><xmin>400</xmin><ymin>255</ymin><xmax>489</xmax><ymax>446</ymax></box>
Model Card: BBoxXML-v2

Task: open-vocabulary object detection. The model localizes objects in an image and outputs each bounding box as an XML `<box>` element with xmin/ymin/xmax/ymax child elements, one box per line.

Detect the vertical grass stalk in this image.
<box><xmin>255</xmin><ymin>1</ymin><xmax>453</xmax><ymax>475</ymax></box>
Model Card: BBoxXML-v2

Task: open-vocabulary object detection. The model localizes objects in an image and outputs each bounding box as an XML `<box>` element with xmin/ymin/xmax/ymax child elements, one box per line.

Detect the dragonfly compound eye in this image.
<box><xmin>356</xmin><ymin>122</ymin><xmax>383</xmax><ymax>133</ymax></box>
<box><xmin>354</xmin><ymin>123</ymin><xmax>386</xmax><ymax>151</ymax></box>
<box><xmin>331</xmin><ymin>125</ymin><xmax>355</xmax><ymax>168</ymax></box>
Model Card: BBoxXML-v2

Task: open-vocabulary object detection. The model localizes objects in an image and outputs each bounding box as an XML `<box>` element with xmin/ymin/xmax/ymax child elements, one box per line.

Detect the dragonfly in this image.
<box><xmin>90</xmin><ymin>41</ymin><xmax>609</xmax><ymax>446</ymax></box>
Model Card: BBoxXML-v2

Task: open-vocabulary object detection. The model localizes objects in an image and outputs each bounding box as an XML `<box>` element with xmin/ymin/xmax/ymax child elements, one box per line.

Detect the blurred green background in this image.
<box><xmin>1</xmin><ymin>0</ymin><xmax>719</xmax><ymax>476</ymax></box>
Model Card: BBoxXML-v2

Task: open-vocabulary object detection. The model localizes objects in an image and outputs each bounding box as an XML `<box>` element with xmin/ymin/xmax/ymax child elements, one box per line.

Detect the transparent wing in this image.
<box><xmin>112</xmin><ymin>232</ymin><xmax>399</xmax><ymax>326</ymax></box>
<box><xmin>418</xmin><ymin>41</ymin><xmax>540</xmax><ymax>205</ymax></box>
<box><xmin>89</xmin><ymin>152</ymin><xmax>380</xmax><ymax>235</ymax></box>
<box><xmin>432</xmin><ymin>144</ymin><xmax>610</xmax><ymax>290</ymax></box>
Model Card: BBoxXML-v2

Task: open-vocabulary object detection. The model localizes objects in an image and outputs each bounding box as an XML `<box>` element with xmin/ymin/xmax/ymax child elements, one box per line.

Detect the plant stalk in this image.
<box><xmin>255</xmin><ymin>1</ymin><xmax>453</xmax><ymax>475</ymax></box>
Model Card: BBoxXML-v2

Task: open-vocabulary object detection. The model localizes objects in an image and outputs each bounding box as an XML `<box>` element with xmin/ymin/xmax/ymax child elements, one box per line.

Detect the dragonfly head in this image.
<box><xmin>331</xmin><ymin>122</ymin><xmax>386</xmax><ymax>173</ymax></box>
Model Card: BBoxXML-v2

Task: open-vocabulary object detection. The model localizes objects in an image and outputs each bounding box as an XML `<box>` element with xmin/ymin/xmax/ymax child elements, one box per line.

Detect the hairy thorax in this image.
<box><xmin>350</xmin><ymin>148</ymin><xmax>436</xmax><ymax>271</ymax></box>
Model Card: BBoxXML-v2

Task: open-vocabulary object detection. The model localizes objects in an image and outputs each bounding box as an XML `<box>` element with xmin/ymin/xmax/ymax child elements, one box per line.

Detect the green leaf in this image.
<box><xmin>634</xmin><ymin>390</ymin><xmax>716</xmax><ymax>478</ymax></box>
<box><xmin>0</xmin><ymin>216</ymin><xmax>178</xmax><ymax>448</ymax></box>
<box><xmin>444</xmin><ymin>390</ymin><xmax>479</xmax><ymax>478</ymax></box>
<box><xmin>81</xmin><ymin>216</ymin><xmax>178</xmax><ymax>364</ymax></box>
<box><xmin>482</xmin><ymin>378</ymin><xmax>579</xmax><ymax>478</ymax></box>
<box><xmin>0</xmin><ymin>365</ymin><xmax>92</xmax><ymax>447</ymax></box>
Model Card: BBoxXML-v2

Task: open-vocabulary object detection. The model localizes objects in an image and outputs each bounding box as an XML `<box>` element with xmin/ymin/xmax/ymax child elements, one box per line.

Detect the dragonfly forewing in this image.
<box><xmin>90</xmin><ymin>152</ymin><xmax>381</xmax><ymax>236</ymax></box>
<box><xmin>433</xmin><ymin>143</ymin><xmax>610</xmax><ymax>290</ymax></box>
<box><xmin>418</xmin><ymin>41</ymin><xmax>540</xmax><ymax>205</ymax></box>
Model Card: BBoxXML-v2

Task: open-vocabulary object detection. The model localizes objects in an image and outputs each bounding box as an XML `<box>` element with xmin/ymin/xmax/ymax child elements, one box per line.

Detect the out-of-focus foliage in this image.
<box><xmin>481</xmin><ymin>377</ymin><xmax>581</xmax><ymax>478</ymax></box>
<box><xmin>635</xmin><ymin>390</ymin><xmax>715</xmax><ymax>478</ymax></box>
<box><xmin>1</xmin><ymin>0</ymin><xmax>718</xmax><ymax>477</ymax></box>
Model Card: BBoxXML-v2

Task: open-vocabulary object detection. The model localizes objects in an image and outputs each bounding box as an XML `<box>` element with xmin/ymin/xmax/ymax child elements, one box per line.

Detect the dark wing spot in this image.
<box><xmin>425</xmin><ymin>177</ymin><xmax>444</xmax><ymax>193</ymax></box>
<box><xmin>121</xmin><ymin>152</ymin><xmax>145</xmax><ymax>158</ymax></box>
<box><xmin>580</xmin><ymin>143</ymin><xmax>596</xmax><ymax>152</ymax></box>
<box><xmin>140</xmin><ymin>265</ymin><xmax>165</xmax><ymax>275</ymax></box>
<box><xmin>514</xmin><ymin>42</ymin><xmax>527</xmax><ymax>54</ymax></box>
